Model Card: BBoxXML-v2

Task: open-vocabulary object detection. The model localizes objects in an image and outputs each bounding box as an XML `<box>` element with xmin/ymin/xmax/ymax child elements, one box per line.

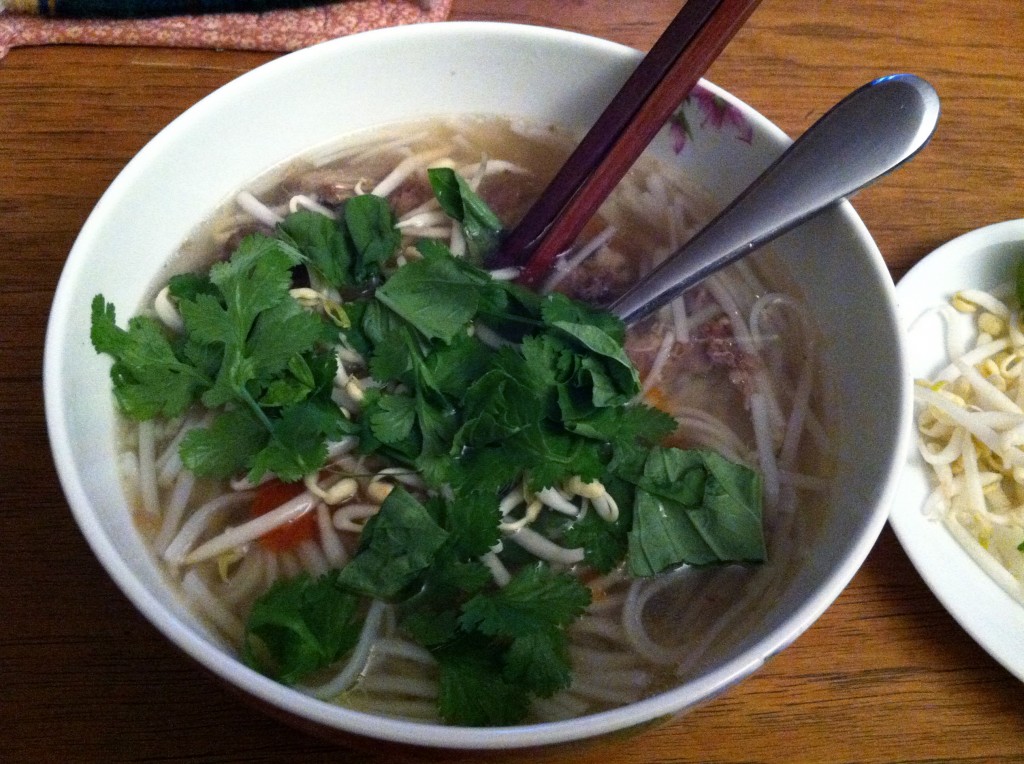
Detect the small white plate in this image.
<box><xmin>891</xmin><ymin>218</ymin><xmax>1024</xmax><ymax>681</ymax></box>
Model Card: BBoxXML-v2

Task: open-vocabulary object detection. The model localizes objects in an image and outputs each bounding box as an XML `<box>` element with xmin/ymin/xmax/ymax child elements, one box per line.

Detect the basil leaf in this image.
<box><xmin>336</xmin><ymin>487</ymin><xmax>450</xmax><ymax>600</ymax></box>
<box><xmin>628</xmin><ymin>447</ymin><xmax>765</xmax><ymax>576</ymax></box>
<box><xmin>427</xmin><ymin>167</ymin><xmax>504</xmax><ymax>263</ymax></box>
<box><xmin>375</xmin><ymin>247</ymin><xmax>482</xmax><ymax>343</ymax></box>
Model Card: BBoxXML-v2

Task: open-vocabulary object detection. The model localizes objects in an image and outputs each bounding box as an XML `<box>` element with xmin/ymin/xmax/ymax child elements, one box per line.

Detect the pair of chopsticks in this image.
<box><xmin>493</xmin><ymin>0</ymin><xmax>763</xmax><ymax>286</ymax></box>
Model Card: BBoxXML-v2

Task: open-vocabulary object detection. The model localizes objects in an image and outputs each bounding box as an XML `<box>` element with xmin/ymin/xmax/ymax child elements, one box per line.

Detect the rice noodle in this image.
<box><xmin>156</xmin><ymin>413</ymin><xmax>205</xmax><ymax>486</ymax></box>
<box><xmin>568</xmin><ymin>674</ymin><xmax>646</xmax><ymax>705</ymax></box>
<box><xmin>640</xmin><ymin>331</ymin><xmax>676</xmax><ymax>396</ymax></box>
<box><xmin>163</xmin><ymin>490</ymin><xmax>255</xmax><ymax>565</ymax></box>
<box><xmin>572</xmin><ymin>614</ymin><xmax>630</xmax><ymax>646</ymax></box>
<box><xmin>777</xmin><ymin>470</ymin><xmax>831</xmax><ymax>492</ymax></box>
<box><xmin>672</xmin><ymin>406</ymin><xmax>750</xmax><ymax>463</ymax></box>
<box><xmin>154</xmin><ymin>470</ymin><xmax>196</xmax><ymax>555</ymax></box>
<box><xmin>621</xmin><ymin>572</ymin><xmax>690</xmax><ymax>666</ymax></box>
<box><xmin>570</xmin><ymin>644</ymin><xmax>641</xmax><ymax>669</ymax></box>
<box><xmin>136</xmin><ymin>419</ymin><xmax>159</xmax><ymax>516</ymax></box>
<box><xmin>347</xmin><ymin>697</ymin><xmax>439</xmax><ymax>721</ymax></box>
<box><xmin>531</xmin><ymin>693</ymin><xmax>591</xmax><ymax>722</ymax></box>
<box><xmin>750</xmin><ymin>392</ymin><xmax>781</xmax><ymax>509</ymax></box>
<box><xmin>673</xmin><ymin>547</ymin><xmax>791</xmax><ymax>678</ymax></box>
<box><xmin>374</xmin><ymin>637</ymin><xmax>436</xmax><ymax>666</ymax></box>
<box><xmin>359</xmin><ymin>674</ymin><xmax>438</xmax><ymax>699</ymax></box>
<box><xmin>220</xmin><ymin>547</ymin><xmax>271</xmax><ymax>607</ymax></box>
<box><xmin>297</xmin><ymin>538</ymin><xmax>330</xmax><ymax>577</ymax></box>
<box><xmin>371</xmin><ymin>148</ymin><xmax>448</xmax><ymax>198</ymax></box>
<box><xmin>301</xmin><ymin>600</ymin><xmax>388</xmax><ymax>699</ymax></box>
<box><xmin>181</xmin><ymin>569</ymin><xmax>245</xmax><ymax>644</ymax></box>
<box><xmin>778</xmin><ymin>348</ymin><xmax>817</xmax><ymax>472</ymax></box>
<box><xmin>236</xmin><ymin>190</ymin><xmax>283</xmax><ymax>227</ymax></box>
<box><xmin>670</xmin><ymin>295</ymin><xmax>690</xmax><ymax>343</ymax></box>
<box><xmin>541</xmin><ymin>225</ymin><xmax>617</xmax><ymax>293</ymax></box>
<box><xmin>182</xmin><ymin>490</ymin><xmax>317</xmax><ymax>565</ymax></box>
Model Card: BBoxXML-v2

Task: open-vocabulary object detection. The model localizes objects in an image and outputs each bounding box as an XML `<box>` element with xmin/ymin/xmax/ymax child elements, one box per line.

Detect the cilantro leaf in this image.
<box><xmin>167</xmin><ymin>271</ymin><xmax>218</xmax><ymax>303</ymax></box>
<box><xmin>441</xmin><ymin>491</ymin><xmax>502</xmax><ymax>558</ymax></box>
<box><xmin>569</xmin><ymin>400</ymin><xmax>677</xmax><ymax>445</ymax></box>
<box><xmin>367</xmin><ymin>392</ymin><xmax>418</xmax><ymax>446</ymax></box>
<box><xmin>541</xmin><ymin>290</ymin><xmax>626</xmax><ymax>344</ymax></box>
<box><xmin>243</xmin><ymin>571</ymin><xmax>363</xmax><ymax>685</ymax></box>
<box><xmin>208</xmin><ymin>234</ymin><xmax>299</xmax><ymax>336</ymax></box>
<box><xmin>344</xmin><ymin>194</ymin><xmax>401</xmax><ymax>282</ymax></box>
<box><xmin>179</xmin><ymin>407</ymin><xmax>267</xmax><ymax>479</ymax></box>
<box><xmin>398</xmin><ymin>549</ymin><xmax>492</xmax><ymax>648</ymax></box>
<box><xmin>517</xmin><ymin>423</ymin><xmax>606</xmax><ymax>491</ymax></box>
<box><xmin>504</xmin><ymin>629</ymin><xmax>573</xmax><ymax>698</ymax></box>
<box><xmin>435</xmin><ymin>637</ymin><xmax>530</xmax><ymax>727</ymax></box>
<box><xmin>367</xmin><ymin>328</ymin><xmax>415</xmax><ymax>384</ymax></box>
<box><xmin>401</xmin><ymin>607</ymin><xmax>462</xmax><ymax>648</ymax></box>
<box><xmin>249</xmin><ymin>397</ymin><xmax>349</xmax><ymax>482</ymax></box>
<box><xmin>277</xmin><ymin>209</ymin><xmax>352</xmax><ymax>287</ymax></box>
<box><xmin>90</xmin><ymin>296</ymin><xmax>209</xmax><ymax>420</ymax></box>
<box><xmin>454</xmin><ymin>357</ymin><xmax>545</xmax><ymax>450</ymax></box>
<box><xmin>422</xmin><ymin>332</ymin><xmax>493</xmax><ymax>398</ymax></box>
<box><xmin>247</xmin><ymin>299</ymin><xmax>334</xmax><ymax>382</ymax></box>
<box><xmin>459</xmin><ymin>565</ymin><xmax>591</xmax><ymax>637</ymax></box>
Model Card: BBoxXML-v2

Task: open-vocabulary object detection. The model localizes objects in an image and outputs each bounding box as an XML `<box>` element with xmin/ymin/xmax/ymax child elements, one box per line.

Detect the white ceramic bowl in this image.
<box><xmin>891</xmin><ymin>219</ymin><xmax>1024</xmax><ymax>681</ymax></box>
<box><xmin>43</xmin><ymin>22</ymin><xmax>912</xmax><ymax>751</ymax></box>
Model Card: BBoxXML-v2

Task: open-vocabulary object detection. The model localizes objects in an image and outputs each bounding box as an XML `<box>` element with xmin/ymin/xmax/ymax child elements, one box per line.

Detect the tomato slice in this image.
<box><xmin>250</xmin><ymin>479</ymin><xmax>318</xmax><ymax>553</ymax></box>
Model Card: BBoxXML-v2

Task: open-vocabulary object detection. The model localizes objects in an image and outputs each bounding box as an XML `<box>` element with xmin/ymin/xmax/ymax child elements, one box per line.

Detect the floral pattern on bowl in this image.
<box><xmin>670</xmin><ymin>84</ymin><xmax>755</xmax><ymax>154</ymax></box>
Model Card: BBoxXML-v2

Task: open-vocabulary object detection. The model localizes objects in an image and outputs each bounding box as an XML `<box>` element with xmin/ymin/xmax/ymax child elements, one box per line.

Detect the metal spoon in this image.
<box><xmin>608</xmin><ymin>73</ymin><xmax>940</xmax><ymax>325</ymax></box>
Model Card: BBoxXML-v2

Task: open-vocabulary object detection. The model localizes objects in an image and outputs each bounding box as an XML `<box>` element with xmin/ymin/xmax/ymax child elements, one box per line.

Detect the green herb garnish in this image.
<box><xmin>427</xmin><ymin>166</ymin><xmax>504</xmax><ymax>262</ymax></box>
<box><xmin>92</xmin><ymin>174</ymin><xmax>766</xmax><ymax>726</ymax></box>
<box><xmin>243</xmin><ymin>570</ymin><xmax>363</xmax><ymax>685</ymax></box>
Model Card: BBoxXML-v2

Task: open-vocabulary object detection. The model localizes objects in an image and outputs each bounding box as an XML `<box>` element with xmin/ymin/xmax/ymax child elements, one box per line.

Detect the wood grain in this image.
<box><xmin>2</xmin><ymin>1</ymin><xmax>1023</xmax><ymax>761</ymax></box>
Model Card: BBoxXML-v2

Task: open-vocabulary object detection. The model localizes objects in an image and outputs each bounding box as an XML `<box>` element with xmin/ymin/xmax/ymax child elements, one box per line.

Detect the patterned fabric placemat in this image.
<box><xmin>0</xmin><ymin>0</ymin><xmax>451</xmax><ymax>58</ymax></box>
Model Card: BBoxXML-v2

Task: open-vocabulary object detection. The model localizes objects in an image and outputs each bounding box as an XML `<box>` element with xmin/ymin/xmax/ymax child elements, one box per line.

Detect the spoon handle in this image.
<box><xmin>609</xmin><ymin>73</ymin><xmax>940</xmax><ymax>325</ymax></box>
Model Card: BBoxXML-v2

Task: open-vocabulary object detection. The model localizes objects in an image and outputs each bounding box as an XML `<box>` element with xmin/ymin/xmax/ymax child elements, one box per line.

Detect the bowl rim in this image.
<box><xmin>43</xmin><ymin>19</ymin><xmax>911</xmax><ymax>749</ymax></box>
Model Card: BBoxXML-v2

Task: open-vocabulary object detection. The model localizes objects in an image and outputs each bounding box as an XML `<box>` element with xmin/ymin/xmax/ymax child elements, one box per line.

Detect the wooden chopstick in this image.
<box><xmin>493</xmin><ymin>0</ymin><xmax>763</xmax><ymax>286</ymax></box>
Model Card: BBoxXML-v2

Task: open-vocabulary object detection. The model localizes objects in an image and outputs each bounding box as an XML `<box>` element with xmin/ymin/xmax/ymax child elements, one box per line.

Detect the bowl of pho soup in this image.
<box><xmin>44</xmin><ymin>21</ymin><xmax>911</xmax><ymax>752</ymax></box>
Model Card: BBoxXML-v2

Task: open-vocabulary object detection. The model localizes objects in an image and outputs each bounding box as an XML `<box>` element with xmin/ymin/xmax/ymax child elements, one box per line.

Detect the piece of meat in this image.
<box><xmin>694</xmin><ymin>315</ymin><xmax>758</xmax><ymax>399</ymax></box>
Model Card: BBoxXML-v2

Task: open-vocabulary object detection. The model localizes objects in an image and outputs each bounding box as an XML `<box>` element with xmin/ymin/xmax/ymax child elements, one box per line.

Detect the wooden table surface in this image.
<box><xmin>3</xmin><ymin>1</ymin><xmax>1023</xmax><ymax>761</ymax></box>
